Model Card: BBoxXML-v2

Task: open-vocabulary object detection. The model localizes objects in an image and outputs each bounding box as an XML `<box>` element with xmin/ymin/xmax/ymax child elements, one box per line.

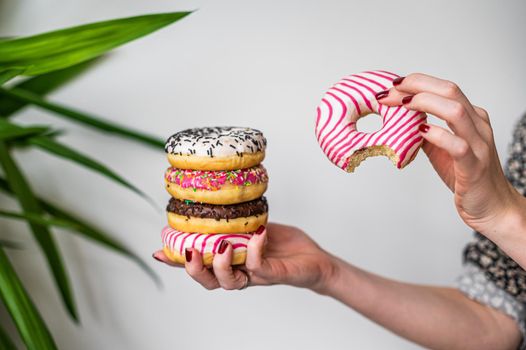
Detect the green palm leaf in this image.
<box><xmin>29</xmin><ymin>136</ymin><xmax>148</xmax><ymax>200</ymax></box>
<box><xmin>0</xmin><ymin>126</ymin><xmax>49</xmax><ymax>141</ymax></box>
<box><xmin>0</xmin><ymin>143</ymin><xmax>78</xmax><ymax>322</ymax></box>
<box><xmin>0</xmin><ymin>58</ymin><xmax>101</xmax><ymax>117</ymax></box>
<box><xmin>0</xmin><ymin>68</ymin><xmax>25</xmax><ymax>85</ymax></box>
<box><xmin>0</xmin><ymin>191</ymin><xmax>159</xmax><ymax>285</ymax></box>
<box><xmin>0</xmin><ymin>247</ymin><xmax>57</xmax><ymax>350</ymax></box>
<box><xmin>0</xmin><ymin>12</ymin><xmax>192</xmax><ymax>77</ymax></box>
<box><xmin>0</xmin><ymin>87</ymin><xmax>164</xmax><ymax>148</ymax></box>
<box><xmin>0</xmin><ymin>119</ymin><xmax>147</xmax><ymax>201</ymax></box>
<box><xmin>38</xmin><ymin>201</ymin><xmax>160</xmax><ymax>286</ymax></box>
<box><xmin>0</xmin><ymin>209</ymin><xmax>82</xmax><ymax>228</ymax></box>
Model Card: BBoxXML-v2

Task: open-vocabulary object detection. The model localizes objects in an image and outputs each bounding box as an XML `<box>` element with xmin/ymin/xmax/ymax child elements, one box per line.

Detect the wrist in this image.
<box><xmin>311</xmin><ymin>253</ymin><xmax>348</xmax><ymax>296</ymax></box>
<box><xmin>486</xmin><ymin>188</ymin><xmax>526</xmax><ymax>243</ymax></box>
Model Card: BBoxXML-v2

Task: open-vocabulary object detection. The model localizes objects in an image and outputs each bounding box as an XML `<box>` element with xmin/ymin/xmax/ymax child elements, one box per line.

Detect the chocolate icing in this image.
<box><xmin>166</xmin><ymin>197</ymin><xmax>268</xmax><ymax>221</ymax></box>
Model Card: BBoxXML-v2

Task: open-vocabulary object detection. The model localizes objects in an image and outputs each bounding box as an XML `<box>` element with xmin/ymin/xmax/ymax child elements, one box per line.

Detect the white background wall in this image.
<box><xmin>1</xmin><ymin>0</ymin><xmax>525</xmax><ymax>349</ymax></box>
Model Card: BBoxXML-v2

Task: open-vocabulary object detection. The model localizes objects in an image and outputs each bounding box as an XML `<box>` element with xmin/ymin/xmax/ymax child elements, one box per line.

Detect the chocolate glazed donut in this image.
<box><xmin>166</xmin><ymin>197</ymin><xmax>268</xmax><ymax>234</ymax></box>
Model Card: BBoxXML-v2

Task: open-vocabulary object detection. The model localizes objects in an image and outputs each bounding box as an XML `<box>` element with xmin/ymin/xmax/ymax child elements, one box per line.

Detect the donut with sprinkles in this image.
<box><xmin>315</xmin><ymin>70</ymin><xmax>427</xmax><ymax>172</ymax></box>
<box><xmin>165</xmin><ymin>126</ymin><xmax>267</xmax><ymax>171</ymax></box>
<box><xmin>164</xmin><ymin>164</ymin><xmax>269</xmax><ymax>205</ymax></box>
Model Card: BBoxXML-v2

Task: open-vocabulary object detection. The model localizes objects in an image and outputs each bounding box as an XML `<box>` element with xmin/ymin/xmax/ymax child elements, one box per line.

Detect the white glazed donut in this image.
<box><xmin>161</xmin><ymin>226</ymin><xmax>251</xmax><ymax>265</ymax></box>
<box><xmin>165</xmin><ymin>127</ymin><xmax>267</xmax><ymax>171</ymax></box>
<box><xmin>315</xmin><ymin>70</ymin><xmax>427</xmax><ymax>172</ymax></box>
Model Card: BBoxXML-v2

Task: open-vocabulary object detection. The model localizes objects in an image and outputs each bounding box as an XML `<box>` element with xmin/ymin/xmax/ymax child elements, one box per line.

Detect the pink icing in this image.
<box><xmin>165</xmin><ymin>164</ymin><xmax>268</xmax><ymax>191</ymax></box>
<box><xmin>315</xmin><ymin>70</ymin><xmax>426</xmax><ymax>171</ymax></box>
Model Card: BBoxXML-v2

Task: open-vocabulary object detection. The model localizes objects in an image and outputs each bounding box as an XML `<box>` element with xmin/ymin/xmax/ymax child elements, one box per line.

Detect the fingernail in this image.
<box><xmin>418</xmin><ymin>124</ymin><xmax>430</xmax><ymax>133</ymax></box>
<box><xmin>392</xmin><ymin>76</ymin><xmax>405</xmax><ymax>86</ymax></box>
<box><xmin>218</xmin><ymin>240</ymin><xmax>228</xmax><ymax>254</ymax></box>
<box><xmin>152</xmin><ymin>253</ymin><xmax>163</xmax><ymax>263</ymax></box>
<box><xmin>402</xmin><ymin>95</ymin><xmax>413</xmax><ymax>104</ymax></box>
<box><xmin>255</xmin><ymin>225</ymin><xmax>265</xmax><ymax>235</ymax></box>
<box><xmin>185</xmin><ymin>248</ymin><xmax>192</xmax><ymax>262</ymax></box>
<box><xmin>375</xmin><ymin>90</ymin><xmax>389</xmax><ymax>100</ymax></box>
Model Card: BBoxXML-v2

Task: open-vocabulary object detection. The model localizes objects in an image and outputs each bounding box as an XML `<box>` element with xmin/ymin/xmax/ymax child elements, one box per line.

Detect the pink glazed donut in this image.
<box><xmin>315</xmin><ymin>70</ymin><xmax>427</xmax><ymax>172</ymax></box>
<box><xmin>161</xmin><ymin>226</ymin><xmax>252</xmax><ymax>266</ymax></box>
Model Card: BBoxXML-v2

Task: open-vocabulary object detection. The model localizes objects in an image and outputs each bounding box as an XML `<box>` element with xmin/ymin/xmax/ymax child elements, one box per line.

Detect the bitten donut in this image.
<box><xmin>315</xmin><ymin>70</ymin><xmax>427</xmax><ymax>172</ymax></box>
<box><xmin>164</xmin><ymin>165</ymin><xmax>268</xmax><ymax>205</ymax></box>
<box><xmin>161</xmin><ymin>226</ymin><xmax>251</xmax><ymax>265</ymax></box>
<box><xmin>166</xmin><ymin>197</ymin><xmax>268</xmax><ymax>234</ymax></box>
<box><xmin>165</xmin><ymin>127</ymin><xmax>267</xmax><ymax>171</ymax></box>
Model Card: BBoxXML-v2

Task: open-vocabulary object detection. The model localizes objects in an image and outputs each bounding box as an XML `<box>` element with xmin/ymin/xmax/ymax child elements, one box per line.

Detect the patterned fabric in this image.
<box><xmin>463</xmin><ymin>232</ymin><xmax>526</xmax><ymax>302</ymax></box>
<box><xmin>458</xmin><ymin>263</ymin><xmax>526</xmax><ymax>335</ymax></box>
<box><xmin>458</xmin><ymin>114</ymin><xmax>526</xmax><ymax>348</ymax></box>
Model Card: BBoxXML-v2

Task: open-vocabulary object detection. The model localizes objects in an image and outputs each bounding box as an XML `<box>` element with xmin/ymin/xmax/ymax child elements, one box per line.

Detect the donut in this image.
<box><xmin>166</xmin><ymin>197</ymin><xmax>268</xmax><ymax>234</ymax></box>
<box><xmin>165</xmin><ymin>127</ymin><xmax>267</xmax><ymax>171</ymax></box>
<box><xmin>164</xmin><ymin>165</ymin><xmax>268</xmax><ymax>205</ymax></box>
<box><xmin>161</xmin><ymin>226</ymin><xmax>252</xmax><ymax>265</ymax></box>
<box><xmin>315</xmin><ymin>70</ymin><xmax>427</xmax><ymax>172</ymax></box>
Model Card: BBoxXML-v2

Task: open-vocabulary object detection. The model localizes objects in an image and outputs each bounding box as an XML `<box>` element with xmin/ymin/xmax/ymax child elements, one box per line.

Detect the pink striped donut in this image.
<box><xmin>161</xmin><ymin>226</ymin><xmax>252</xmax><ymax>265</ymax></box>
<box><xmin>315</xmin><ymin>70</ymin><xmax>427</xmax><ymax>172</ymax></box>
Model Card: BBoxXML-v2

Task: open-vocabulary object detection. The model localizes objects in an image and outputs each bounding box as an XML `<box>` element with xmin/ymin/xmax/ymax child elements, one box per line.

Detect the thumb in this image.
<box><xmin>245</xmin><ymin>225</ymin><xmax>267</xmax><ymax>273</ymax></box>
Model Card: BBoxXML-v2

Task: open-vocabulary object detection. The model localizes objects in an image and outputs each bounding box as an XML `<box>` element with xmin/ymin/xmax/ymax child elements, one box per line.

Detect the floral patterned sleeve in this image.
<box><xmin>457</xmin><ymin>114</ymin><xmax>526</xmax><ymax>349</ymax></box>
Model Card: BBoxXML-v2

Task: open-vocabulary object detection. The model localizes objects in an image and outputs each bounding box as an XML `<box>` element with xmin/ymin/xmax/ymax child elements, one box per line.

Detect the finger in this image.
<box><xmin>419</xmin><ymin>123</ymin><xmax>478</xmax><ymax>173</ymax></box>
<box><xmin>212</xmin><ymin>240</ymin><xmax>248</xmax><ymax>290</ymax></box>
<box><xmin>185</xmin><ymin>248</ymin><xmax>220</xmax><ymax>290</ymax></box>
<box><xmin>473</xmin><ymin>105</ymin><xmax>490</xmax><ymax>122</ymax></box>
<box><xmin>375</xmin><ymin>87</ymin><xmax>410</xmax><ymax>106</ymax></box>
<box><xmin>152</xmin><ymin>250</ymin><xmax>183</xmax><ymax>267</ymax></box>
<box><xmin>246</xmin><ymin>225</ymin><xmax>267</xmax><ymax>274</ymax></box>
<box><xmin>421</xmin><ymin>140</ymin><xmax>456</xmax><ymax>191</ymax></box>
<box><xmin>404</xmin><ymin>92</ymin><xmax>482</xmax><ymax>145</ymax></box>
<box><xmin>394</xmin><ymin>73</ymin><xmax>486</xmax><ymax>125</ymax></box>
<box><xmin>393</xmin><ymin>73</ymin><xmax>474</xmax><ymax>111</ymax></box>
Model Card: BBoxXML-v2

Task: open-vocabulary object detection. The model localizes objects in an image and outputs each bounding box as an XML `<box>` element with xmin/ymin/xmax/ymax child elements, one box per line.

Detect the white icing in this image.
<box><xmin>165</xmin><ymin>126</ymin><xmax>266</xmax><ymax>158</ymax></box>
<box><xmin>315</xmin><ymin>70</ymin><xmax>426</xmax><ymax>170</ymax></box>
<box><xmin>161</xmin><ymin>226</ymin><xmax>251</xmax><ymax>255</ymax></box>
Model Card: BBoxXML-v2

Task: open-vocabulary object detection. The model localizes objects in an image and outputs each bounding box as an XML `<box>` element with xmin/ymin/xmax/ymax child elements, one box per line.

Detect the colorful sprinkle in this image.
<box><xmin>165</xmin><ymin>164</ymin><xmax>269</xmax><ymax>191</ymax></box>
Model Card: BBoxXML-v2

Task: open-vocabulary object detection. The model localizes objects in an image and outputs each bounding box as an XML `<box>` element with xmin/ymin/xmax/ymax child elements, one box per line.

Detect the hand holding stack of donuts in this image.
<box><xmin>160</xmin><ymin>127</ymin><xmax>268</xmax><ymax>265</ymax></box>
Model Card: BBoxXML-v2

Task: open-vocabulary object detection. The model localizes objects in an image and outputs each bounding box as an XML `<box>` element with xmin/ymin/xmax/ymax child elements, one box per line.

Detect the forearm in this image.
<box><xmin>319</xmin><ymin>256</ymin><xmax>521</xmax><ymax>350</ymax></box>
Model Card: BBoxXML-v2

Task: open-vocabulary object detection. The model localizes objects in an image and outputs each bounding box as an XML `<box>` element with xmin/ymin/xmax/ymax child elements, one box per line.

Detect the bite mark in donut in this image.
<box><xmin>315</xmin><ymin>70</ymin><xmax>427</xmax><ymax>172</ymax></box>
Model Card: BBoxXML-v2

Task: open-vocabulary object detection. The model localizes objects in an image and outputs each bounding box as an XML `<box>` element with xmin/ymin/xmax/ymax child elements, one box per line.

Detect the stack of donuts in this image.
<box><xmin>161</xmin><ymin>127</ymin><xmax>269</xmax><ymax>265</ymax></box>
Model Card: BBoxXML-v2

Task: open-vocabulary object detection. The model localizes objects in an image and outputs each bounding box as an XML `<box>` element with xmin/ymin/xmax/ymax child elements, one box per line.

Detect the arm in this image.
<box><xmin>153</xmin><ymin>223</ymin><xmax>521</xmax><ymax>349</ymax></box>
<box><xmin>324</xmin><ymin>256</ymin><xmax>521</xmax><ymax>350</ymax></box>
<box><xmin>377</xmin><ymin>73</ymin><xmax>526</xmax><ymax>269</ymax></box>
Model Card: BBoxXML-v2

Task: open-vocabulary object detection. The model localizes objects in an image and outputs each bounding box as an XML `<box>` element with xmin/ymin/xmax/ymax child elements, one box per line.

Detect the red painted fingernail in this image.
<box><xmin>255</xmin><ymin>225</ymin><xmax>265</xmax><ymax>235</ymax></box>
<box><xmin>185</xmin><ymin>248</ymin><xmax>192</xmax><ymax>262</ymax></box>
<box><xmin>418</xmin><ymin>124</ymin><xmax>430</xmax><ymax>133</ymax></box>
<box><xmin>375</xmin><ymin>90</ymin><xmax>389</xmax><ymax>100</ymax></box>
<box><xmin>152</xmin><ymin>253</ymin><xmax>163</xmax><ymax>263</ymax></box>
<box><xmin>392</xmin><ymin>76</ymin><xmax>405</xmax><ymax>86</ymax></box>
<box><xmin>218</xmin><ymin>240</ymin><xmax>228</xmax><ymax>254</ymax></box>
<box><xmin>402</xmin><ymin>95</ymin><xmax>413</xmax><ymax>104</ymax></box>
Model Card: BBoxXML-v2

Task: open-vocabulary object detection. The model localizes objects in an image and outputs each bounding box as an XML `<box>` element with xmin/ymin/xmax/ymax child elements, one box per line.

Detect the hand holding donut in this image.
<box><xmin>153</xmin><ymin>223</ymin><xmax>336</xmax><ymax>292</ymax></box>
<box><xmin>377</xmin><ymin>73</ymin><xmax>525</xmax><ymax>244</ymax></box>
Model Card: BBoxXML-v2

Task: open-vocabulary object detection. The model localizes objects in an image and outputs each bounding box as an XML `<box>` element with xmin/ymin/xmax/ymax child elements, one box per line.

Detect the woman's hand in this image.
<box><xmin>153</xmin><ymin>223</ymin><xmax>336</xmax><ymax>292</ymax></box>
<box><xmin>376</xmin><ymin>73</ymin><xmax>525</xmax><ymax>238</ymax></box>
<box><xmin>153</xmin><ymin>222</ymin><xmax>522</xmax><ymax>350</ymax></box>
